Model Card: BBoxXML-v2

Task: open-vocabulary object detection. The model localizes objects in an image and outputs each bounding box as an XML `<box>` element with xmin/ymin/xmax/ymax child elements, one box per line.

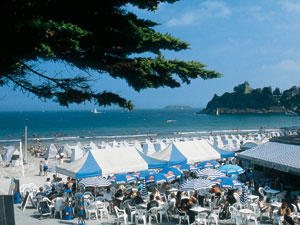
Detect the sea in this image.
<box><xmin>0</xmin><ymin>109</ymin><xmax>300</xmax><ymax>145</ymax></box>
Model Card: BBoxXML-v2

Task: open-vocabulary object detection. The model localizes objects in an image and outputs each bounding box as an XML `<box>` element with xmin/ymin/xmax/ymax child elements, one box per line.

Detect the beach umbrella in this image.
<box><xmin>146</xmin><ymin>173</ymin><xmax>174</xmax><ymax>184</ymax></box>
<box><xmin>240</xmin><ymin>185</ymin><xmax>248</xmax><ymax>206</ymax></box>
<box><xmin>218</xmin><ymin>164</ymin><xmax>245</xmax><ymax>176</ymax></box>
<box><xmin>79</xmin><ymin>177</ymin><xmax>111</xmax><ymax>187</ymax></box>
<box><xmin>134</xmin><ymin>170</ymin><xmax>157</xmax><ymax>180</ymax></box>
<box><xmin>179</xmin><ymin>179</ymin><xmax>213</xmax><ymax>191</ymax></box>
<box><xmin>197</xmin><ymin>161</ymin><xmax>220</xmax><ymax>169</ymax></box>
<box><xmin>109</xmin><ymin>173</ymin><xmax>136</xmax><ymax>184</ymax></box>
<box><xmin>175</xmin><ymin>164</ymin><xmax>198</xmax><ymax>172</ymax></box>
<box><xmin>160</xmin><ymin>167</ymin><xmax>182</xmax><ymax>179</ymax></box>
<box><xmin>196</xmin><ymin>168</ymin><xmax>226</xmax><ymax>179</ymax></box>
<box><xmin>141</xmin><ymin>180</ymin><xmax>148</xmax><ymax>198</ymax></box>
<box><xmin>211</xmin><ymin>177</ymin><xmax>243</xmax><ymax>189</ymax></box>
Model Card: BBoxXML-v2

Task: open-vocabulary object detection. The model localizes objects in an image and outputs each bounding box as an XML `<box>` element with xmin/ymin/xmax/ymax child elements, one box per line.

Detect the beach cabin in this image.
<box><xmin>3</xmin><ymin>146</ymin><xmax>16</xmax><ymax>161</ymax></box>
<box><xmin>45</xmin><ymin>144</ymin><xmax>58</xmax><ymax>159</ymax></box>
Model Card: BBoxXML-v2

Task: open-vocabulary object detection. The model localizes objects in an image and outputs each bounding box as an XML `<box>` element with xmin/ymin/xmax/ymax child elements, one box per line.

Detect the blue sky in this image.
<box><xmin>1</xmin><ymin>0</ymin><xmax>300</xmax><ymax>111</ymax></box>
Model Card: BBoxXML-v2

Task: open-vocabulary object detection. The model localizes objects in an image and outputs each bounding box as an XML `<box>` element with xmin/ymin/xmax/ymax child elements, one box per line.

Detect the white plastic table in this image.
<box><xmin>264</xmin><ymin>189</ymin><xmax>280</xmax><ymax>195</ymax></box>
<box><xmin>248</xmin><ymin>195</ymin><xmax>259</xmax><ymax>201</ymax></box>
<box><xmin>190</xmin><ymin>206</ymin><xmax>208</xmax><ymax>213</ymax></box>
<box><xmin>271</xmin><ymin>202</ymin><xmax>281</xmax><ymax>208</ymax></box>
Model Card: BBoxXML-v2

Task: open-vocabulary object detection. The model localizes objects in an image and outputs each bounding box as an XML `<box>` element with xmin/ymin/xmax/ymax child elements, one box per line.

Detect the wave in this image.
<box><xmin>0</xmin><ymin>128</ymin><xmax>281</xmax><ymax>144</ymax></box>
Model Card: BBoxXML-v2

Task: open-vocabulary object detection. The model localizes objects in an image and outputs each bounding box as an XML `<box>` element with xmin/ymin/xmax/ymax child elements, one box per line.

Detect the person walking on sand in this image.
<box><xmin>39</xmin><ymin>160</ymin><xmax>43</xmax><ymax>176</ymax></box>
<box><xmin>43</xmin><ymin>158</ymin><xmax>48</xmax><ymax>176</ymax></box>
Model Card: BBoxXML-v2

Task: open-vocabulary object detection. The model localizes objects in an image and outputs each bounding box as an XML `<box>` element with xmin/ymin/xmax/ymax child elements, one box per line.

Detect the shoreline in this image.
<box><xmin>0</xmin><ymin>128</ymin><xmax>281</xmax><ymax>146</ymax></box>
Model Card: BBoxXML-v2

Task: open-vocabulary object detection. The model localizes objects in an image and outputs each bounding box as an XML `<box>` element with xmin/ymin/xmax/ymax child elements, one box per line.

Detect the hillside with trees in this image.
<box><xmin>200</xmin><ymin>82</ymin><xmax>300</xmax><ymax>115</ymax></box>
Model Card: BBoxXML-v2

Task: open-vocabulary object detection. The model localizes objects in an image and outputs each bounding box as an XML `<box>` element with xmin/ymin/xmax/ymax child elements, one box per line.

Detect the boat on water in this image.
<box><xmin>92</xmin><ymin>107</ymin><xmax>102</xmax><ymax>114</ymax></box>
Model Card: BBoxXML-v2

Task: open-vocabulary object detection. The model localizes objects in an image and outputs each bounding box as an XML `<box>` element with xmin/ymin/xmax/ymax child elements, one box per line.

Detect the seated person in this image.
<box><xmin>180</xmin><ymin>197</ymin><xmax>195</xmax><ymax>223</ymax></box>
<box><xmin>284</xmin><ymin>208</ymin><xmax>299</xmax><ymax>225</ymax></box>
<box><xmin>258</xmin><ymin>196</ymin><xmax>270</xmax><ymax>213</ymax></box>
<box><xmin>169</xmin><ymin>193</ymin><xmax>176</xmax><ymax>211</ymax></box>
<box><xmin>152</xmin><ymin>187</ymin><xmax>161</xmax><ymax>200</ymax></box>
<box><xmin>210</xmin><ymin>185</ymin><xmax>221</xmax><ymax>198</ymax></box>
<box><xmin>226</xmin><ymin>189</ymin><xmax>236</xmax><ymax>206</ymax></box>
<box><xmin>293</xmin><ymin>198</ymin><xmax>300</xmax><ymax>213</ymax></box>
<box><xmin>147</xmin><ymin>194</ymin><xmax>159</xmax><ymax>210</ymax></box>
<box><xmin>114</xmin><ymin>189</ymin><xmax>123</xmax><ymax>208</ymax></box>
<box><xmin>278</xmin><ymin>201</ymin><xmax>288</xmax><ymax>216</ymax></box>
<box><xmin>36</xmin><ymin>187</ymin><xmax>46</xmax><ymax>197</ymax></box>
<box><xmin>133</xmin><ymin>192</ymin><xmax>144</xmax><ymax>205</ymax></box>
<box><xmin>44</xmin><ymin>178</ymin><xmax>52</xmax><ymax>193</ymax></box>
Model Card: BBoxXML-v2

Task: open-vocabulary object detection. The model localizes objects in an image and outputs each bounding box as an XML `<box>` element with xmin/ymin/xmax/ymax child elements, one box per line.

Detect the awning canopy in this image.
<box><xmin>215</xmin><ymin>148</ymin><xmax>235</xmax><ymax>158</ymax></box>
<box><xmin>238</xmin><ymin>141</ymin><xmax>300</xmax><ymax>174</ymax></box>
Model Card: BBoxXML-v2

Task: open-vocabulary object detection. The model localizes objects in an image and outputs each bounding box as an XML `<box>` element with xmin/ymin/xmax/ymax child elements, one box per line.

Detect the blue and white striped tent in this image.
<box><xmin>57</xmin><ymin>147</ymin><xmax>149</xmax><ymax>179</ymax></box>
<box><xmin>148</xmin><ymin>143</ymin><xmax>187</xmax><ymax>166</ymax></box>
<box><xmin>238</xmin><ymin>141</ymin><xmax>300</xmax><ymax>174</ymax></box>
<box><xmin>148</xmin><ymin>140</ymin><xmax>234</xmax><ymax>166</ymax></box>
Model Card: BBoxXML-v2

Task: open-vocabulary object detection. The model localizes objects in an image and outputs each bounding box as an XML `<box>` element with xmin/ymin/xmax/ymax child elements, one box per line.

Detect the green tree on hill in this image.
<box><xmin>0</xmin><ymin>0</ymin><xmax>221</xmax><ymax>109</ymax></box>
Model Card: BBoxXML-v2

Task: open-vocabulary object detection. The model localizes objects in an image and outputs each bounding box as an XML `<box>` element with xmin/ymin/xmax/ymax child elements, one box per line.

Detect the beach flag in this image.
<box><xmin>240</xmin><ymin>185</ymin><xmax>248</xmax><ymax>206</ymax></box>
<box><xmin>141</xmin><ymin>180</ymin><xmax>148</xmax><ymax>198</ymax></box>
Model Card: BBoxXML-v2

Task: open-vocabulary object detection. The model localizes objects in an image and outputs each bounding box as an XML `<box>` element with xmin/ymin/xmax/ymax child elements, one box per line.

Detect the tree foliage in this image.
<box><xmin>0</xmin><ymin>0</ymin><xmax>221</xmax><ymax>109</ymax></box>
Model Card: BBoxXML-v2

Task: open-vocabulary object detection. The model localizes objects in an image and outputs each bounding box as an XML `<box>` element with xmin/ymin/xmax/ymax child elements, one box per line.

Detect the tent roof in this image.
<box><xmin>214</xmin><ymin>148</ymin><xmax>235</xmax><ymax>158</ymax></box>
<box><xmin>149</xmin><ymin>143</ymin><xmax>187</xmax><ymax>166</ymax></box>
<box><xmin>57</xmin><ymin>147</ymin><xmax>149</xmax><ymax>178</ymax></box>
<box><xmin>56</xmin><ymin>150</ymin><xmax>102</xmax><ymax>179</ymax></box>
<box><xmin>175</xmin><ymin>140</ymin><xmax>221</xmax><ymax>163</ymax></box>
<box><xmin>137</xmin><ymin>151</ymin><xmax>167</xmax><ymax>168</ymax></box>
<box><xmin>238</xmin><ymin>141</ymin><xmax>300</xmax><ymax>174</ymax></box>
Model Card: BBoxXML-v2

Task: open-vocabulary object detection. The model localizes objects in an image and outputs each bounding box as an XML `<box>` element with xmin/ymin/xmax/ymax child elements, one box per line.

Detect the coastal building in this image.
<box><xmin>238</xmin><ymin>136</ymin><xmax>300</xmax><ymax>188</ymax></box>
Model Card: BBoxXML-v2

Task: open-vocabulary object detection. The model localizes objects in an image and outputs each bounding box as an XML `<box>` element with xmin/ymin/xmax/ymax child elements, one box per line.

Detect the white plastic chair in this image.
<box><xmin>128</xmin><ymin>204</ymin><xmax>137</xmax><ymax>222</ymax></box>
<box><xmin>208</xmin><ymin>208</ymin><xmax>219</xmax><ymax>225</ymax></box>
<box><xmin>53</xmin><ymin>197</ymin><xmax>64</xmax><ymax>219</ymax></box>
<box><xmin>148</xmin><ymin>207</ymin><xmax>159</xmax><ymax>225</ymax></box>
<box><xmin>178</xmin><ymin>211</ymin><xmax>190</xmax><ymax>225</ymax></box>
<box><xmin>86</xmin><ymin>202</ymin><xmax>98</xmax><ymax>220</ymax></box>
<box><xmin>195</xmin><ymin>212</ymin><xmax>208</xmax><ymax>225</ymax></box>
<box><xmin>158</xmin><ymin>204</ymin><xmax>169</xmax><ymax>223</ymax></box>
<box><xmin>229</xmin><ymin>206</ymin><xmax>242</xmax><ymax>225</ymax></box>
<box><xmin>97</xmin><ymin>201</ymin><xmax>110</xmax><ymax>221</ymax></box>
<box><xmin>114</xmin><ymin>206</ymin><xmax>128</xmax><ymax>225</ymax></box>
<box><xmin>135</xmin><ymin>208</ymin><xmax>147</xmax><ymax>225</ymax></box>
<box><xmin>258</xmin><ymin>187</ymin><xmax>266</xmax><ymax>201</ymax></box>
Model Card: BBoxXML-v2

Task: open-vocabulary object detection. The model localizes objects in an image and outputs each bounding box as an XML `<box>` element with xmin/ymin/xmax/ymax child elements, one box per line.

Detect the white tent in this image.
<box><xmin>142</xmin><ymin>142</ymin><xmax>156</xmax><ymax>155</ymax></box>
<box><xmin>45</xmin><ymin>144</ymin><xmax>58</xmax><ymax>159</ymax></box>
<box><xmin>62</xmin><ymin>144</ymin><xmax>72</xmax><ymax>158</ymax></box>
<box><xmin>89</xmin><ymin>142</ymin><xmax>99</xmax><ymax>151</ymax></box>
<box><xmin>57</xmin><ymin>147</ymin><xmax>149</xmax><ymax>177</ymax></box>
<box><xmin>153</xmin><ymin>141</ymin><xmax>166</xmax><ymax>152</ymax></box>
<box><xmin>213</xmin><ymin>136</ymin><xmax>224</xmax><ymax>149</ymax></box>
<box><xmin>3</xmin><ymin>146</ymin><xmax>16</xmax><ymax>161</ymax></box>
<box><xmin>133</xmin><ymin>140</ymin><xmax>143</xmax><ymax>152</ymax></box>
<box><xmin>175</xmin><ymin>140</ymin><xmax>220</xmax><ymax>163</ymax></box>
<box><xmin>110</xmin><ymin>140</ymin><xmax>118</xmax><ymax>148</ymax></box>
<box><xmin>71</xmin><ymin>145</ymin><xmax>84</xmax><ymax>162</ymax></box>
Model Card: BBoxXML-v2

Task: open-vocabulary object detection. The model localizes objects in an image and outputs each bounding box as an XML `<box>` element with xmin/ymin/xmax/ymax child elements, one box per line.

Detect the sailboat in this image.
<box><xmin>216</xmin><ymin>108</ymin><xmax>220</xmax><ymax>116</ymax></box>
<box><xmin>92</xmin><ymin>107</ymin><xmax>102</xmax><ymax>114</ymax></box>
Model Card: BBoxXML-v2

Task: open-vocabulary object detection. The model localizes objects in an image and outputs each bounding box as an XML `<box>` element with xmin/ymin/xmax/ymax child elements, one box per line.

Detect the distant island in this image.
<box><xmin>164</xmin><ymin>105</ymin><xmax>192</xmax><ymax>109</ymax></box>
<box><xmin>199</xmin><ymin>81</ymin><xmax>300</xmax><ymax>115</ymax></box>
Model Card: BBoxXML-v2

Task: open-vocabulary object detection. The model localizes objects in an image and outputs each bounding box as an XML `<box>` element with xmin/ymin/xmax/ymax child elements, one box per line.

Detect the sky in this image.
<box><xmin>1</xmin><ymin>0</ymin><xmax>300</xmax><ymax>111</ymax></box>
